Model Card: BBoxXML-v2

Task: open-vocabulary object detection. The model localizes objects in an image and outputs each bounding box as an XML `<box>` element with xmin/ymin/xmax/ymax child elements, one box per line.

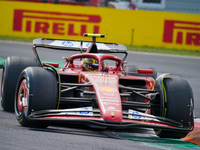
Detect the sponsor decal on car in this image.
<box><xmin>102</xmin><ymin>92</ymin><xmax>115</xmax><ymax>96</ymax></box>
<box><xmin>99</xmin><ymin>87</ymin><xmax>116</xmax><ymax>92</ymax></box>
<box><xmin>62</xmin><ymin>41</ymin><xmax>73</xmax><ymax>47</ymax></box>
<box><xmin>95</xmin><ymin>77</ymin><xmax>117</xmax><ymax>83</ymax></box>
<box><xmin>103</xmin><ymin>102</ymin><xmax>120</xmax><ymax>106</ymax></box>
<box><xmin>108</xmin><ymin>106</ymin><xmax>116</xmax><ymax>110</ymax></box>
<box><xmin>80</xmin><ymin>107</ymin><xmax>90</xmax><ymax>115</ymax></box>
<box><xmin>58</xmin><ymin>107</ymin><xmax>93</xmax><ymax>116</ymax></box>
<box><xmin>128</xmin><ymin>109</ymin><xmax>142</xmax><ymax>119</ymax></box>
<box><xmin>101</xmin><ymin>99</ymin><xmax>119</xmax><ymax>103</ymax></box>
<box><xmin>49</xmin><ymin>40</ymin><xmax>110</xmax><ymax>49</ymax></box>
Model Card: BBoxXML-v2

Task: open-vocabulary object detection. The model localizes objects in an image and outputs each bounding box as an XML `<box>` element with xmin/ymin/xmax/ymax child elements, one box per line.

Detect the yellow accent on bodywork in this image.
<box><xmin>84</xmin><ymin>33</ymin><xmax>105</xmax><ymax>38</ymax></box>
<box><xmin>78</xmin><ymin>74</ymin><xmax>81</xmax><ymax>83</ymax></box>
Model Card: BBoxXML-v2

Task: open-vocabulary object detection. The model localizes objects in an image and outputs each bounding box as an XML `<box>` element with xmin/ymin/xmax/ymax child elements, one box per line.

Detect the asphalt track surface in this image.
<box><xmin>0</xmin><ymin>41</ymin><xmax>200</xmax><ymax>150</ymax></box>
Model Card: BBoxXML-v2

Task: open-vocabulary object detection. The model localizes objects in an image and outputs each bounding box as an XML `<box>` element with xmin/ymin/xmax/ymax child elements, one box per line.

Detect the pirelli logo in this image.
<box><xmin>13</xmin><ymin>9</ymin><xmax>101</xmax><ymax>36</ymax></box>
<box><xmin>163</xmin><ymin>20</ymin><xmax>200</xmax><ymax>46</ymax></box>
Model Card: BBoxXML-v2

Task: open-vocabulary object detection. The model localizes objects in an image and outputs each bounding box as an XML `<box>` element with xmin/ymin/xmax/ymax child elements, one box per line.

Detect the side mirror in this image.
<box><xmin>137</xmin><ymin>69</ymin><xmax>153</xmax><ymax>74</ymax></box>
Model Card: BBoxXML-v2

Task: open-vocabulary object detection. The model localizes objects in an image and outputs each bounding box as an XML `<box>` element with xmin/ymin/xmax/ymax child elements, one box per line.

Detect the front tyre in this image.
<box><xmin>154</xmin><ymin>76</ymin><xmax>194</xmax><ymax>138</ymax></box>
<box><xmin>1</xmin><ymin>57</ymin><xmax>40</xmax><ymax>112</ymax></box>
<box><xmin>15</xmin><ymin>67</ymin><xmax>58</xmax><ymax>128</ymax></box>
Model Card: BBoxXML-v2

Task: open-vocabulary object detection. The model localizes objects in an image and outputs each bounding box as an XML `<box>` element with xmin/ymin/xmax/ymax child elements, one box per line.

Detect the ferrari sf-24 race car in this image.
<box><xmin>1</xmin><ymin>33</ymin><xmax>194</xmax><ymax>139</ymax></box>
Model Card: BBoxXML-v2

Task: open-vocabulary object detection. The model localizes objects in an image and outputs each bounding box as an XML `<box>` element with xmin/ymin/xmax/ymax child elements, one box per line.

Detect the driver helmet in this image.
<box><xmin>83</xmin><ymin>58</ymin><xmax>104</xmax><ymax>71</ymax></box>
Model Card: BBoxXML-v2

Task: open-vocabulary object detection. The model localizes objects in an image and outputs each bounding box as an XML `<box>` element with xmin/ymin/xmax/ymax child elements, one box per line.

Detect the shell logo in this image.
<box><xmin>100</xmin><ymin>87</ymin><xmax>116</xmax><ymax>92</ymax></box>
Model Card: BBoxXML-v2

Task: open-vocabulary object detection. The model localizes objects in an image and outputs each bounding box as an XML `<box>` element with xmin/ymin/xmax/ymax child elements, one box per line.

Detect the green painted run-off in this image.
<box><xmin>120</xmin><ymin>135</ymin><xmax>200</xmax><ymax>150</ymax></box>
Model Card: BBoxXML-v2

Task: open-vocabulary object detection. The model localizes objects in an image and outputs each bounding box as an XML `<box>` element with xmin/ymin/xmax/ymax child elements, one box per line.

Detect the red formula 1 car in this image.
<box><xmin>1</xmin><ymin>33</ymin><xmax>194</xmax><ymax>138</ymax></box>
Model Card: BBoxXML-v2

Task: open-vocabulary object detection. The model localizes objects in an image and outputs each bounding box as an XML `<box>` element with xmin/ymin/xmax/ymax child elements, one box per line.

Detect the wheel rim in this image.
<box><xmin>17</xmin><ymin>79</ymin><xmax>28</xmax><ymax>114</ymax></box>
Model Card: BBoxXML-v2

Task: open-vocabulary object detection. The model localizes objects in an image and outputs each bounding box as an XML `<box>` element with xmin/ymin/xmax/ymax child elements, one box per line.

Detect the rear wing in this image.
<box><xmin>33</xmin><ymin>38</ymin><xmax>127</xmax><ymax>53</ymax></box>
<box><xmin>32</xmin><ymin>36</ymin><xmax>128</xmax><ymax>68</ymax></box>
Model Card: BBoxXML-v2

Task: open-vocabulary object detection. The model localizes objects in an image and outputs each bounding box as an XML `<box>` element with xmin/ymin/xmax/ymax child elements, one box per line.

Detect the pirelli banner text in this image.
<box><xmin>0</xmin><ymin>1</ymin><xmax>200</xmax><ymax>51</ymax></box>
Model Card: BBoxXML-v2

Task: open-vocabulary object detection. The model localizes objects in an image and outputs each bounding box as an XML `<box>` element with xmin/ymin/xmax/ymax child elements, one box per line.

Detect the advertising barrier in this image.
<box><xmin>0</xmin><ymin>1</ymin><xmax>200</xmax><ymax>50</ymax></box>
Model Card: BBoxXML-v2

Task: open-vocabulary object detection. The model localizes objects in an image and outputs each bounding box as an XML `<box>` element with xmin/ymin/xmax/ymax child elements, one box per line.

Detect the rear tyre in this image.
<box><xmin>1</xmin><ymin>57</ymin><xmax>40</xmax><ymax>112</ymax></box>
<box><xmin>14</xmin><ymin>67</ymin><xmax>58</xmax><ymax>128</ymax></box>
<box><xmin>125</xmin><ymin>65</ymin><xmax>157</xmax><ymax>80</ymax></box>
<box><xmin>154</xmin><ymin>76</ymin><xmax>194</xmax><ymax>138</ymax></box>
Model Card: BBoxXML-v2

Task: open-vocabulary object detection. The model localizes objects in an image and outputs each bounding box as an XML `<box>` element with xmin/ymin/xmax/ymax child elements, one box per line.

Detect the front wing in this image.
<box><xmin>28</xmin><ymin>108</ymin><xmax>193</xmax><ymax>132</ymax></box>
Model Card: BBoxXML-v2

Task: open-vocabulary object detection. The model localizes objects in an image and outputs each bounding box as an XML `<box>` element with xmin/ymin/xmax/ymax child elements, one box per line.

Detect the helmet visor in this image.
<box><xmin>88</xmin><ymin>63</ymin><xmax>98</xmax><ymax>70</ymax></box>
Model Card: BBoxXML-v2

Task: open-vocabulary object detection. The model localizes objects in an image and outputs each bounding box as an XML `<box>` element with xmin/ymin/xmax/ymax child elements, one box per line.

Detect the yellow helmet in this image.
<box><xmin>83</xmin><ymin>58</ymin><xmax>104</xmax><ymax>71</ymax></box>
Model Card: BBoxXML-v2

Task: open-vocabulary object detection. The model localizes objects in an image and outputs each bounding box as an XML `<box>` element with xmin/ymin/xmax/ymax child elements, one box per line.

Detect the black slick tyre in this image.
<box><xmin>1</xmin><ymin>57</ymin><xmax>40</xmax><ymax>112</ymax></box>
<box><xmin>154</xmin><ymin>76</ymin><xmax>194</xmax><ymax>138</ymax></box>
<box><xmin>14</xmin><ymin>67</ymin><xmax>58</xmax><ymax>128</ymax></box>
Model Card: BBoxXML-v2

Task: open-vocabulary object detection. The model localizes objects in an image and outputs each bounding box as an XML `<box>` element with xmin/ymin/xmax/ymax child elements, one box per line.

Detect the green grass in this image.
<box><xmin>1</xmin><ymin>36</ymin><xmax>200</xmax><ymax>57</ymax></box>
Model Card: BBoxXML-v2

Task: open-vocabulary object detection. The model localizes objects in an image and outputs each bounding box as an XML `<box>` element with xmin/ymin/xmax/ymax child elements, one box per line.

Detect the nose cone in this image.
<box><xmin>102</xmin><ymin>109</ymin><xmax>123</xmax><ymax>121</ymax></box>
<box><xmin>82</xmin><ymin>73</ymin><xmax>123</xmax><ymax>122</ymax></box>
<box><xmin>95</xmin><ymin>86</ymin><xmax>123</xmax><ymax>122</ymax></box>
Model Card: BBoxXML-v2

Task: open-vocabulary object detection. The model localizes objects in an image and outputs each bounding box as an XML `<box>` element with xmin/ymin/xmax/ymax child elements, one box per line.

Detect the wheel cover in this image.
<box><xmin>17</xmin><ymin>79</ymin><xmax>29</xmax><ymax>114</ymax></box>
